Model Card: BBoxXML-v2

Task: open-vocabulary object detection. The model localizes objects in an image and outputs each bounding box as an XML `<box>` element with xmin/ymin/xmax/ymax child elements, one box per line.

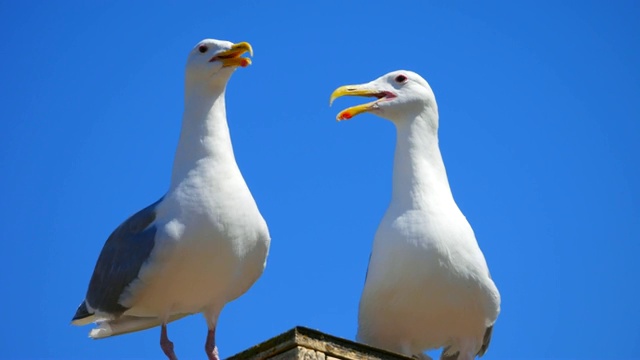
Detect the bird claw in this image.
<box><xmin>206</xmin><ymin>347</ymin><xmax>220</xmax><ymax>360</ymax></box>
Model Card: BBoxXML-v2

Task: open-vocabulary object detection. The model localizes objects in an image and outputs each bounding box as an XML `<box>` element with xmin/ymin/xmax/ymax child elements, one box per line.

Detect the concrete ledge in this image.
<box><xmin>227</xmin><ymin>326</ymin><xmax>412</xmax><ymax>360</ymax></box>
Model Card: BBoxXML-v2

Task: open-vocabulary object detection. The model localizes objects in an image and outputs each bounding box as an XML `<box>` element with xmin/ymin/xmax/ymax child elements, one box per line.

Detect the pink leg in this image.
<box><xmin>160</xmin><ymin>324</ymin><xmax>178</xmax><ymax>360</ymax></box>
<box><xmin>205</xmin><ymin>328</ymin><xmax>220</xmax><ymax>360</ymax></box>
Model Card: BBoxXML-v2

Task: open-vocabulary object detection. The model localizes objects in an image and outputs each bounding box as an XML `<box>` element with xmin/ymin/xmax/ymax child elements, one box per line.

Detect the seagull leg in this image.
<box><xmin>160</xmin><ymin>324</ymin><xmax>178</xmax><ymax>360</ymax></box>
<box><xmin>203</xmin><ymin>305</ymin><xmax>222</xmax><ymax>360</ymax></box>
<box><xmin>205</xmin><ymin>327</ymin><xmax>220</xmax><ymax>360</ymax></box>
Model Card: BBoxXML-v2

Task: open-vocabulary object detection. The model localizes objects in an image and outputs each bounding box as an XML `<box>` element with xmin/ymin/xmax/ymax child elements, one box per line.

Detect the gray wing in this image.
<box><xmin>440</xmin><ymin>325</ymin><xmax>494</xmax><ymax>360</ymax></box>
<box><xmin>72</xmin><ymin>197</ymin><xmax>163</xmax><ymax>322</ymax></box>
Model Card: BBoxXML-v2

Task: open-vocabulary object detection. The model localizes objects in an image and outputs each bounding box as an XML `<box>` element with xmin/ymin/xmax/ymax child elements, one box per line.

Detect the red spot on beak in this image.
<box><xmin>240</xmin><ymin>58</ymin><xmax>250</xmax><ymax>67</ymax></box>
<box><xmin>338</xmin><ymin>112</ymin><xmax>352</xmax><ymax>121</ymax></box>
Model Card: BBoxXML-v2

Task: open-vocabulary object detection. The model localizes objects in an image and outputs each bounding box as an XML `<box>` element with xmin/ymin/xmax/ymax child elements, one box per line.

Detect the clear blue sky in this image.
<box><xmin>1</xmin><ymin>1</ymin><xmax>638</xmax><ymax>359</ymax></box>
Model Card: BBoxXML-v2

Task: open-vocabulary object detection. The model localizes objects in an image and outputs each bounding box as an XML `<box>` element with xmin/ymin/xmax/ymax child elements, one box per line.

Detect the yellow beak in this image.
<box><xmin>212</xmin><ymin>42</ymin><xmax>254</xmax><ymax>68</ymax></box>
<box><xmin>329</xmin><ymin>85</ymin><xmax>383</xmax><ymax>121</ymax></box>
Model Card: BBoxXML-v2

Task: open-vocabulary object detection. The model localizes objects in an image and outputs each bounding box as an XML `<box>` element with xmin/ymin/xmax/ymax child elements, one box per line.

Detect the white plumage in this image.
<box><xmin>72</xmin><ymin>39</ymin><xmax>270</xmax><ymax>360</ymax></box>
<box><xmin>330</xmin><ymin>70</ymin><xmax>500</xmax><ymax>360</ymax></box>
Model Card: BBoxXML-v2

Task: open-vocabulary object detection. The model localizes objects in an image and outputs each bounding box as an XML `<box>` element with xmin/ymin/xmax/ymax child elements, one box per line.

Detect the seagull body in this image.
<box><xmin>331</xmin><ymin>71</ymin><xmax>500</xmax><ymax>360</ymax></box>
<box><xmin>72</xmin><ymin>39</ymin><xmax>270</xmax><ymax>360</ymax></box>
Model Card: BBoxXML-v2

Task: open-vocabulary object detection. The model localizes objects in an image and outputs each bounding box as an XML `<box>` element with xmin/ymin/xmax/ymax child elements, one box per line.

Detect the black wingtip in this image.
<box><xmin>72</xmin><ymin>301</ymin><xmax>93</xmax><ymax>322</ymax></box>
<box><xmin>477</xmin><ymin>325</ymin><xmax>494</xmax><ymax>357</ymax></box>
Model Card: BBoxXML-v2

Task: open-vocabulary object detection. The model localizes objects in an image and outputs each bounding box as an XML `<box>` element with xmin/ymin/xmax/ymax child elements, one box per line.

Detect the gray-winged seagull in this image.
<box><xmin>72</xmin><ymin>39</ymin><xmax>270</xmax><ymax>360</ymax></box>
<box><xmin>330</xmin><ymin>71</ymin><xmax>500</xmax><ymax>360</ymax></box>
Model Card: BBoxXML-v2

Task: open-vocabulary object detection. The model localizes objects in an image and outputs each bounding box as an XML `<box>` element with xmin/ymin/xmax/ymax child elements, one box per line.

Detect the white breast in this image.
<box><xmin>120</xmin><ymin>159</ymin><xmax>270</xmax><ymax>317</ymax></box>
<box><xmin>357</xmin><ymin>206</ymin><xmax>500</xmax><ymax>354</ymax></box>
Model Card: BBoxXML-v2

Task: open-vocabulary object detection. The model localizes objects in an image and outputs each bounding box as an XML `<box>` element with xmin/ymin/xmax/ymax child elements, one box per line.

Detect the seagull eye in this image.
<box><xmin>198</xmin><ymin>45</ymin><xmax>208</xmax><ymax>53</ymax></box>
<box><xmin>395</xmin><ymin>74</ymin><xmax>408</xmax><ymax>83</ymax></box>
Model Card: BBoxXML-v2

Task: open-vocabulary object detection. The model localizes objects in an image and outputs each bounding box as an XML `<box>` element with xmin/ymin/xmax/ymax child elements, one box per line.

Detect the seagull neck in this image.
<box><xmin>170</xmin><ymin>85</ymin><xmax>236</xmax><ymax>186</ymax></box>
<box><xmin>391</xmin><ymin>111</ymin><xmax>455</xmax><ymax>209</ymax></box>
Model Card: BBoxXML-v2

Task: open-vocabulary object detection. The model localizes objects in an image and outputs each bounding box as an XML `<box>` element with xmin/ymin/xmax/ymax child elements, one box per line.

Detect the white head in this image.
<box><xmin>185</xmin><ymin>38</ymin><xmax>253</xmax><ymax>91</ymax></box>
<box><xmin>330</xmin><ymin>70</ymin><xmax>438</xmax><ymax>130</ymax></box>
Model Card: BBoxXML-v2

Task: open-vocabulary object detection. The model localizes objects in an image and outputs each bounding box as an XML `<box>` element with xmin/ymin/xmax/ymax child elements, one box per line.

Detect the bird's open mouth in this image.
<box><xmin>209</xmin><ymin>42</ymin><xmax>253</xmax><ymax>68</ymax></box>
<box><xmin>329</xmin><ymin>86</ymin><xmax>397</xmax><ymax>121</ymax></box>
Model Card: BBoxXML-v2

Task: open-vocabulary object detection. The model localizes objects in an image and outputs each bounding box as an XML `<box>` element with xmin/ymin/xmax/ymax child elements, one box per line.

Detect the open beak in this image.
<box><xmin>329</xmin><ymin>85</ymin><xmax>396</xmax><ymax>121</ymax></box>
<box><xmin>210</xmin><ymin>42</ymin><xmax>253</xmax><ymax>68</ymax></box>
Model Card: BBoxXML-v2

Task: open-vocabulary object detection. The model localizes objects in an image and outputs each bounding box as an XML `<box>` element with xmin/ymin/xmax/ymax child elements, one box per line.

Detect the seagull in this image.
<box><xmin>71</xmin><ymin>39</ymin><xmax>270</xmax><ymax>360</ymax></box>
<box><xmin>330</xmin><ymin>71</ymin><xmax>500</xmax><ymax>360</ymax></box>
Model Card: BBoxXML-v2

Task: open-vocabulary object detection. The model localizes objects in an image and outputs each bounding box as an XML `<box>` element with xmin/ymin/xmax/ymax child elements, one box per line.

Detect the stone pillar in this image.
<box><xmin>227</xmin><ymin>327</ymin><xmax>411</xmax><ymax>360</ymax></box>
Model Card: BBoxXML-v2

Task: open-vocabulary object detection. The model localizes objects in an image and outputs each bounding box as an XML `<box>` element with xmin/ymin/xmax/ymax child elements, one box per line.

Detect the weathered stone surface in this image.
<box><xmin>269</xmin><ymin>347</ymin><xmax>300</xmax><ymax>360</ymax></box>
<box><xmin>227</xmin><ymin>326</ymin><xmax>412</xmax><ymax>360</ymax></box>
<box><xmin>300</xmin><ymin>347</ymin><xmax>326</xmax><ymax>360</ymax></box>
<box><xmin>268</xmin><ymin>347</ymin><xmax>298</xmax><ymax>360</ymax></box>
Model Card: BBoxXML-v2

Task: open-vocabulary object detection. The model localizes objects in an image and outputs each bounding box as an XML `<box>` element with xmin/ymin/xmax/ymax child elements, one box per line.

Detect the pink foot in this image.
<box><xmin>160</xmin><ymin>324</ymin><xmax>178</xmax><ymax>360</ymax></box>
<box><xmin>205</xmin><ymin>328</ymin><xmax>220</xmax><ymax>360</ymax></box>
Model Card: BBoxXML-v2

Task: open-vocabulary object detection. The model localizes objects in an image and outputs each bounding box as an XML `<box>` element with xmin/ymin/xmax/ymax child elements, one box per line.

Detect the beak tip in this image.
<box><xmin>235</xmin><ymin>42</ymin><xmax>253</xmax><ymax>57</ymax></box>
<box><xmin>329</xmin><ymin>90</ymin><xmax>342</xmax><ymax>107</ymax></box>
<box><xmin>337</xmin><ymin>111</ymin><xmax>352</xmax><ymax>121</ymax></box>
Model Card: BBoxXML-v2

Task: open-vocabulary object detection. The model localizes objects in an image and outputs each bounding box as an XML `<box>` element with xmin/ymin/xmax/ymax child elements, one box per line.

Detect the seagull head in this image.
<box><xmin>185</xmin><ymin>39</ymin><xmax>253</xmax><ymax>88</ymax></box>
<box><xmin>330</xmin><ymin>70</ymin><xmax>438</xmax><ymax>126</ymax></box>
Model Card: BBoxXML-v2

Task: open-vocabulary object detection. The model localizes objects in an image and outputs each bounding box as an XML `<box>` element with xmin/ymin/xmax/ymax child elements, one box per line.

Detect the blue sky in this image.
<box><xmin>1</xmin><ymin>1</ymin><xmax>639</xmax><ymax>359</ymax></box>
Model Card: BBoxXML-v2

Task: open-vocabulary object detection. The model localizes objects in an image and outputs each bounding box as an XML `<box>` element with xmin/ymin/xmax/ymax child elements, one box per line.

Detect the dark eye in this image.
<box><xmin>198</xmin><ymin>45</ymin><xmax>208</xmax><ymax>53</ymax></box>
<box><xmin>395</xmin><ymin>74</ymin><xmax>408</xmax><ymax>83</ymax></box>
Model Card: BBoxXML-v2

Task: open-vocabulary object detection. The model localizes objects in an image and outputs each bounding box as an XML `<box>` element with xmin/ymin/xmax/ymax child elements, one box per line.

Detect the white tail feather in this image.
<box><xmin>71</xmin><ymin>314</ymin><xmax>96</xmax><ymax>326</ymax></box>
<box><xmin>89</xmin><ymin>314</ymin><xmax>188</xmax><ymax>339</ymax></box>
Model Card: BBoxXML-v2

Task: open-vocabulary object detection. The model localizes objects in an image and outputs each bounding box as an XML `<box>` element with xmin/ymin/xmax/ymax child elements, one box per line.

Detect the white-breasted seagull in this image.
<box><xmin>330</xmin><ymin>71</ymin><xmax>500</xmax><ymax>360</ymax></box>
<box><xmin>72</xmin><ymin>39</ymin><xmax>270</xmax><ymax>360</ymax></box>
